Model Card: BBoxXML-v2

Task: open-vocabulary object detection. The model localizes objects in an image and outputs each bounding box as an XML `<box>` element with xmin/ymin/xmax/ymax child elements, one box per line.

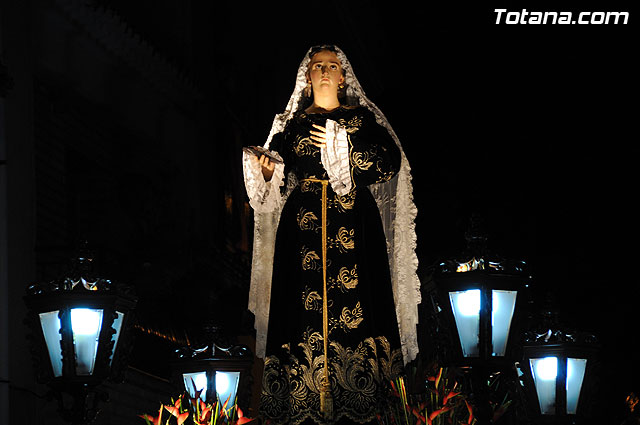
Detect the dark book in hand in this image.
<box><xmin>243</xmin><ymin>146</ymin><xmax>283</xmax><ymax>164</ymax></box>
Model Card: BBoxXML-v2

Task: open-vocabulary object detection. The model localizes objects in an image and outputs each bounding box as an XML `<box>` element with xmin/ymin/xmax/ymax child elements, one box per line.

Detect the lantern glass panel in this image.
<box><xmin>183</xmin><ymin>371</ymin><xmax>208</xmax><ymax>402</ymax></box>
<box><xmin>567</xmin><ymin>358</ymin><xmax>587</xmax><ymax>414</ymax></box>
<box><xmin>38</xmin><ymin>311</ymin><xmax>63</xmax><ymax>377</ymax></box>
<box><xmin>530</xmin><ymin>356</ymin><xmax>557</xmax><ymax>414</ymax></box>
<box><xmin>216</xmin><ymin>371</ymin><xmax>240</xmax><ymax>407</ymax></box>
<box><xmin>449</xmin><ymin>289</ymin><xmax>480</xmax><ymax>357</ymax></box>
<box><xmin>70</xmin><ymin>308</ymin><xmax>103</xmax><ymax>375</ymax></box>
<box><xmin>491</xmin><ymin>290</ymin><xmax>517</xmax><ymax>356</ymax></box>
<box><xmin>108</xmin><ymin>311</ymin><xmax>125</xmax><ymax>365</ymax></box>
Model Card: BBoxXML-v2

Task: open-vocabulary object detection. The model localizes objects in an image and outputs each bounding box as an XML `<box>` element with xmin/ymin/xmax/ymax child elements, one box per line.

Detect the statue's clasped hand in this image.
<box><xmin>309</xmin><ymin>123</ymin><xmax>328</xmax><ymax>148</ymax></box>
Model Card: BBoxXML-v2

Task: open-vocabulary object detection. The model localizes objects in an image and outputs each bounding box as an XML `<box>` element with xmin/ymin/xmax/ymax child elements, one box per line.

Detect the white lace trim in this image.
<box><xmin>321</xmin><ymin>119</ymin><xmax>352</xmax><ymax>196</ymax></box>
<box><xmin>242</xmin><ymin>150</ymin><xmax>285</xmax><ymax>213</ymax></box>
<box><xmin>248</xmin><ymin>209</ymin><xmax>279</xmax><ymax>357</ymax></box>
<box><xmin>248</xmin><ymin>46</ymin><xmax>420</xmax><ymax>364</ymax></box>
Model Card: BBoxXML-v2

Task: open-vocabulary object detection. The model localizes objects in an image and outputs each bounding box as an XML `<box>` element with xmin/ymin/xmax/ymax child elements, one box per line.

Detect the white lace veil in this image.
<box><xmin>248</xmin><ymin>45</ymin><xmax>421</xmax><ymax>364</ymax></box>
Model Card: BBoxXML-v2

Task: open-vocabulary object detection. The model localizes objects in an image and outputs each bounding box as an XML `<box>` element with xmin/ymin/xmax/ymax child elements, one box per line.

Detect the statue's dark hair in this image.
<box><xmin>308</xmin><ymin>44</ymin><xmax>338</xmax><ymax>58</ymax></box>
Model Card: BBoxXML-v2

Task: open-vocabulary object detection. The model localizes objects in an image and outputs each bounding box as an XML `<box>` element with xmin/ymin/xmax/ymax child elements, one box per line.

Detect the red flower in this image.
<box><xmin>221</xmin><ymin>394</ymin><xmax>231</xmax><ymax>414</ymax></box>
<box><xmin>443</xmin><ymin>390</ymin><xmax>461</xmax><ymax>405</ymax></box>
<box><xmin>189</xmin><ymin>398</ymin><xmax>214</xmax><ymax>425</ymax></box>
<box><xmin>236</xmin><ymin>407</ymin><xmax>255</xmax><ymax>424</ymax></box>
<box><xmin>200</xmin><ymin>404</ymin><xmax>213</xmax><ymax>423</ymax></box>
<box><xmin>411</xmin><ymin>406</ymin><xmax>426</xmax><ymax>423</ymax></box>
<box><xmin>139</xmin><ymin>405</ymin><xmax>163</xmax><ymax>425</ymax></box>
<box><xmin>465</xmin><ymin>399</ymin><xmax>475</xmax><ymax>424</ymax></box>
<box><xmin>428</xmin><ymin>406</ymin><xmax>451</xmax><ymax>422</ymax></box>
<box><xmin>390</xmin><ymin>380</ymin><xmax>400</xmax><ymax>397</ymax></box>
<box><xmin>164</xmin><ymin>397</ymin><xmax>181</xmax><ymax>414</ymax></box>
<box><xmin>164</xmin><ymin>399</ymin><xmax>189</xmax><ymax>425</ymax></box>
<box><xmin>427</xmin><ymin>368</ymin><xmax>443</xmax><ymax>389</ymax></box>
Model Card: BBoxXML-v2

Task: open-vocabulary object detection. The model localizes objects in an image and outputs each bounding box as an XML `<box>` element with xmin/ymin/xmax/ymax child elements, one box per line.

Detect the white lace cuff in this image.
<box><xmin>321</xmin><ymin>119</ymin><xmax>352</xmax><ymax>196</ymax></box>
<box><xmin>242</xmin><ymin>150</ymin><xmax>285</xmax><ymax>212</ymax></box>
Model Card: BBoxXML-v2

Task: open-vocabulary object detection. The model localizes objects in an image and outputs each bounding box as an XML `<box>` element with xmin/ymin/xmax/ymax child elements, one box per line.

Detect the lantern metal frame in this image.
<box><xmin>428</xmin><ymin>265</ymin><xmax>532</xmax><ymax>425</ymax></box>
<box><xmin>426</xmin><ymin>215</ymin><xmax>532</xmax><ymax>368</ymax></box>
<box><xmin>421</xmin><ymin>215</ymin><xmax>533</xmax><ymax>424</ymax></box>
<box><xmin>433</xmin><ymin>268</ymin><xmax>530</xmax><ymax>368</ymax></box>
<box><xmin>171</xmin><ymin>327</ymin><xmax>253</xmax><ymax>411</ymax></box>
<box><xmin>23</xmin><ymin>252</ymin><xmax>137</xmax><ymax>424</ymax></box>
<box><xmin>519</xmin><ymin>317</ymin><xmax>600</xmax><ymax>423</ymax></box>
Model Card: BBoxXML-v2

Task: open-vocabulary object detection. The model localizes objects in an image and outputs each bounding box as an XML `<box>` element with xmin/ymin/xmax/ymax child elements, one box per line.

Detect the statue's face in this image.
<box><xmin>307</xmin><ymin>50</ymin><xmax>344</xmax><ymax>97</ymax></box>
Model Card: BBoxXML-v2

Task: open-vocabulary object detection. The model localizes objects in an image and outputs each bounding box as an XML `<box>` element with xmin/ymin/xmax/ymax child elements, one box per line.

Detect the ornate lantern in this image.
<box><xmin>23</xmin><ymin>248</ymin><xmax>137</xmax><ymax>424</ymax></box>
<box><xmin>421</xmin><ymin>216</ymin><xmax>532</xmax><ymax>424</ymax></box>
<box><xmin>520</xmin><ymin>308</ymin><xmax>599</xmax><ymax>422</ymax></box>
<box><xmin>171</xmin><ymin>325</ymin><xmax>253</xmax><ymax>411</ymax></box>
<box><xmin>426</xmin><ymin>216</ymin><xmax>531</xmax><ymax>367</ymax></box>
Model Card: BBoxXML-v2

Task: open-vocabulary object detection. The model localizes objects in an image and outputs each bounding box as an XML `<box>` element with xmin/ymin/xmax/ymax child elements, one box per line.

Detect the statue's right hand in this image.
<box><xmin>257</xmin><ymin>154</ymin><xmax>275</xmax><ymax>181</ymax></box>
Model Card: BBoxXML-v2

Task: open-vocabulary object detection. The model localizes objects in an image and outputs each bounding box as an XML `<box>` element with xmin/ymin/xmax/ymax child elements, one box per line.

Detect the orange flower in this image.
<box><xmin>139</xmin><ymin>404</ymin><xmax>163</xmax><ymax>425</ymax></box>
<box><xmin>465</xmin><ymin>399</ymin><xmax>474</xmax><ymax>424</ymax></box>
<box><xmin>390</xmin><ymin>380</ymin><xmax>400</xmax><ymax>397</ymax></box>
<box><xmin>221</xmin><ymin>393</ymin><xmax>231</xmax><ymax>414</ymax></box>
<box><xmin>189</xmin><ymin>398</ymin><xmax>214</xmax><ymax>425</ymax></box>
<box><xmin>443</xmin><ymin>390</ymin><xmax>461</xmax><ymax>405</ymax></box>
<box><xmin>236</xmin><ymin>407</ymin><xmax>255</xmax><ymax>424</ymax></box>
<box><xmin>411</xmin><ymin>406</ymin><xmax>426</xmax><ymax>423</ymax></box>
<box><xmin>428</xmin><ymin>406</ymin><xmax>451</xmax><ymax>422</ymax></box>
<box><xmin>164</xmin><ymin>399</ymin><xmax>189</xmax><ymax>425</ymax></box>
<box><xmin>164</xmin><ymin>397</ymin><xmax>181</xmax><ymax>415</ymax></box>
<box><xmin>427</xmin><ymin>368</ymin><xmax>443</xmax><ymax>389</ymax></box>
<box><xmin>200</xmin><ymin>404</ymin><xmax>213</xmax><ymax>423</ymax></box>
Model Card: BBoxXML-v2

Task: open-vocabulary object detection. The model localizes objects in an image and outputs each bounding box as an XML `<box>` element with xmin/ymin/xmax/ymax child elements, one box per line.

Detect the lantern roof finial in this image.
<box><xmin>435</xmin><ymin>213</ymin><xmax>528</xmax><ymax>274</ymax></box>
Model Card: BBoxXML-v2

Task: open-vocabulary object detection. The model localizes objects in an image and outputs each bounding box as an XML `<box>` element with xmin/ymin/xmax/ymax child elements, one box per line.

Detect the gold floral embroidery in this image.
<box><xmin>374</xmin><ymin>160</ymin><xmax>396</xmax><ymax>183</ymax></box>
<box><xmin>293</xmin><ymin>135</ymin><xmax>316</xmax><ymax>157</ymax></box>
<box><xmin>302</xmin><ymin>328</ymin><xmax>324</xmax><ymax>352</ymax></box>
<box><xmin>351</xmin><ymin>150</ymin><xmax>373</xmax><ymax>171</ymax></box>
<box><xmin>261</xmin><ymin>334</ymin><xmax>403</xmax><ymax>425</ymax></box>
<box><xmin>301</xmin><ymin>246</ymin><xmax>321</xmax><ymax>271</ymax></box>
<box><xmin>297</xmin><ymin>208</ymin><xmax>320</xmax><ymax>232</ymax></box>
<box><xmin>261</xmin><ymin>356</ymin><xmax>291</xmax><ymax>421</ymax></box>
<box><xmin>329</xmin><ymin>265</ymin><xmax>358</xmax><ymax>291</ymax></box>
<box><xmin>339</xmin><ymin>302</ymin><xmax>364</xmax><ymax>330</ymax></box>
<box><xmin>327</xmin><ymin>227</ymin><xmax>355</xmax><ymax>252</ymax></box>
<box><xmin>334</xmin><ymin>227</ymin><xmax>355</xmax><ymax>252</ymax></box>
<box><xmin>330</xmin><ymin>192</ymin><xmax>355</xmax><ymax>212</ymax></box>
<box><xmin>375</xmin><ymin>170</ymin><xmax>395</xmax><ymax>183</ymax></box>
<box><xmin>338</xmin><ymin>115</ymin><xmax>363</xmax><ymax>134</ymax></box>
<box><xmin>330</xmin><ymin>338</ymin><xmax>376</xmax><ymax>395</ymax></box>
<box><xmin>302</xmin><ymin>286</ymin><xmax>322</xmax><ymax>312</ymax></box>
<box><xmin>378</xmin><ymin>336</ymin><xmax>404</xmax><ymax>381</ymax></box>
<box><xmin>300</xmin><ymin>180</ymin><xmax>321</xmax><ymax>194</ymax></box>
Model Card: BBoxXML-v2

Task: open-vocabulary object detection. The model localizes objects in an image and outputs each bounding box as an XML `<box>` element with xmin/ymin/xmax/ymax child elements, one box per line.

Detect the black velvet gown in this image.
<box><xmin>260</xmin><ymin>105</ymin><xmax>404</xmax><ymax>424</ymax></box>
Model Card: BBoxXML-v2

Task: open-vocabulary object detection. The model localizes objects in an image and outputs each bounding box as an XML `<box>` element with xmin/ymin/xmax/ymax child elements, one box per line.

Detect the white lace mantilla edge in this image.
<box><xmin>321</xmin><ymin>119</ymin><xmax>352</xmax><ymax>196</ymax></box>
<box><xmin>242</xmin><ymin>150</ymin><xmax>285</xmax><ymax>213</ymax></box>
<box><xmin>247</xmin><ymin>209</ymin><xmax>279</xmax><ymax>359</ymax></box>
<box><xmin>388</xmin><ymin>158</ymin><xmax>421</xmax><ymax>364</ymax></box>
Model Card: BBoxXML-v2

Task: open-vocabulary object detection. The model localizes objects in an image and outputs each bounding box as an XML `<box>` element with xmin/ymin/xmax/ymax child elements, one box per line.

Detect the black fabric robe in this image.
<box><xmin>260</xmin><ymin>106</ymin><xmax>403</xmax><ymax>424</ymax></box>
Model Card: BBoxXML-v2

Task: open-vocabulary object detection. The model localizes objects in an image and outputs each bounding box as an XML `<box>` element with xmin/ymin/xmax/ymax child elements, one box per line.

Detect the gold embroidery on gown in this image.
<box><xmin>298</xmin><ymin>208</ymin><xmax>321</xmax><ymax>232</ymax></box>
<box><xmin>294</xmin><ymin>135</ymin><xmax>319</xmax><ymax>157</ymax></box>
<box><xmin>301</xmin><ymin>246</ymin><xmax>321</xmax><ymax>271</ymax></box>
<box><xmin>330</xmin><ymin>192</ymin><xmax>356</xmax><ymax>212</ymax></box>
<box><xmin>260</xmin><ymin>107</ymin><xmax>403</xmax><ymax>424</ymax></box>
<box><xmin>262</xmin><ymin>335</ymin><xmax>403</xmax><ymax>424</ymax></box>
<box><xmin>351</xmin><ymin>150</ymin><xmax>374</xmax><ymax>171</ymax></box>
<box><xmin>328</xmin><ymin>265</ymin><xmax>358</xmax><ymax>292</ymax></box>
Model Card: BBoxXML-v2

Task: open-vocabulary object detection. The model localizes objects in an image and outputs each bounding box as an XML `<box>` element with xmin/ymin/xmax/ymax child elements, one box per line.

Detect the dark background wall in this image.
<box><xmin>1</xmin><ymin>0</ymin><xmax>637</xmax><ymax>423</ymax></box>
